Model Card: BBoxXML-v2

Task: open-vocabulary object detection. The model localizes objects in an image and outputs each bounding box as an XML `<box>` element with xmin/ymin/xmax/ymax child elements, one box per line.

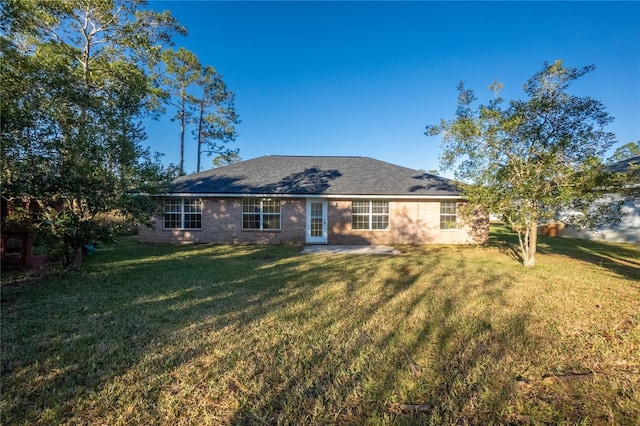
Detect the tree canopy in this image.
<box><xmin>1</xmin><ymin>0</ymin><xmax>184</xmax><ymax>267</ymax></box>
<box><xmin>159</xmin><ymin>48</ymin><xmax>239</xmax><ymax>174</ymax></box>
<box><xmin>193</xmin><ymin>64</ymin><xmax>239</xmax><ymax>173</ymax></box>
<box><xmin>427</xmin><ymin>60</ymin><xmax>621</xmax><ymax>267</ymax></box>
<box><xmin>608</xmin><ymin>141</ymin><xmax>640</xmax><ymax>164</ymax></box>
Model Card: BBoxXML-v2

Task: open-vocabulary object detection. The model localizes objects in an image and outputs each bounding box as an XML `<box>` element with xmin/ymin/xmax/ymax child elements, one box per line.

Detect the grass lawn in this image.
<box><xmin>1</xmin><ymin>228</ymin><xmax>639</xmax><ymax>425</ymax></box>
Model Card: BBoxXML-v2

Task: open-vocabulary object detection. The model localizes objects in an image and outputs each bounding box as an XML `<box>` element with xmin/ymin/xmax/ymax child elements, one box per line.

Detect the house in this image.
<box><xmin>555</xmin><ymin>155</ymin><xmax>640</xmax><ymax>243</ymax></box>
<box><xmin>138</xmin><ymin>156</ymin><xmax>488</xmax><ymax>245</ymax></box>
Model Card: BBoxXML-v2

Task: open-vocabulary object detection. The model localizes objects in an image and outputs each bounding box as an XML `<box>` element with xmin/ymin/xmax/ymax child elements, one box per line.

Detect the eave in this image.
<box><xmin>158</xmin><ymin>192</ymin><xmax>467</xmax><ymax>200</ymax></box>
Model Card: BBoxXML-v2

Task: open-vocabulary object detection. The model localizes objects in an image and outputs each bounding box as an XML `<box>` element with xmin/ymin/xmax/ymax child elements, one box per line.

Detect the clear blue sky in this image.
<box><xmin>144</xmin><ymin>1</ymin><xmax>640</xmax><ymax>177</ymax></box>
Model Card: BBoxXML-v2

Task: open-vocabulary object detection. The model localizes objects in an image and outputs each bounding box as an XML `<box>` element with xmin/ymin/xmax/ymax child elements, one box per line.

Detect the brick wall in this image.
<box><xmin>138</xmin><ymin>197</ymin><xmax>488</xmax><ymax>245</ymax></box>
<box><xmin>327</xmin><ymin>199</ymin><xmax>487</xmax><ymax>245</ymax></box>
<box><xmin>138</xmin><ymin>198</ymin><xmax>307</xmax><ymax>244</ymax></box>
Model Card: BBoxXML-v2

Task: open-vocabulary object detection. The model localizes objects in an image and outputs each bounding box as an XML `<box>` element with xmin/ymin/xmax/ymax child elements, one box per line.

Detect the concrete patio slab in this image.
<box><xmin>301</xmin><ymin>245</ymin><xmax>401</xmax><ymax>255</ymax></box>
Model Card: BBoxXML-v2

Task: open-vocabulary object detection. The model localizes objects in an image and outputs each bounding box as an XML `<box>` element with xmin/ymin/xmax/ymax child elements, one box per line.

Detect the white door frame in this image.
<box><xmin>306</xmin><ymin>199</ymin><xmax>328</xmax><ymax>244</ymax></box>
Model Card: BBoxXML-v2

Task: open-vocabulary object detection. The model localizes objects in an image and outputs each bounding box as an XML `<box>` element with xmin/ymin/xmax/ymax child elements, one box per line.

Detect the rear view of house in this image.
<box><xmin>139</xmin><ymin>156</ymin><xmax>488</xmax><ymax>245</ymax></box>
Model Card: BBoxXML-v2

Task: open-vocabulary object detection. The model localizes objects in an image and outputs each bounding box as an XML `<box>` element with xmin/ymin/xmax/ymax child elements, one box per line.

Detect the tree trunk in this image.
<box><xmin>69</xmin><ymin>245</ymin><xmax>84</xmax><ymax>269</ymax></box>
<box><xmin>523</xmin><ymin>218</ymin><xmax>538</xmax><ymax>267</ymax></box>
<box><xmin>179</xmin><ymin>86</ymin><xmax>186</xmax><ymax>175</ymax></box>
<box><xmin>196</xmin><ymin>99</ymin><xmax>204</xmax><ymax>172</ymax></box>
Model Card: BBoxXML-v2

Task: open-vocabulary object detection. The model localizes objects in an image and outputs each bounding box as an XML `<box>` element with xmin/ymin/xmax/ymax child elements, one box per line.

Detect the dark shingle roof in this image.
<box><xmin>168</xmin><ymin>156</ymin><xmax>461</xmax><ymax>197</ymax></box>
<box><xmin>606</xmin><ymin>155</ymin><xmax>640</xmax><ymax>174</ymax></box>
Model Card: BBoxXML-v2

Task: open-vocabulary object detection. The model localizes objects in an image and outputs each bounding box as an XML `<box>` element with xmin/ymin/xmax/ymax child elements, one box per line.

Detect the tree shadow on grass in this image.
<box><xmin>1</xmin><ymin>241</ymin><xmax>293</xmax><ymax>423</ymax></box>
<box><xmin>489</xmin><ymin>224</ymin><xmax>640</xmax><ymax>280</ymax></box>
<box><xmin>537</xmin><ymin>236</ymin><xmax>640</xmax><ymax>281</ymax></box>
<box><xmin>0</xmin><ymin>239</ymin><xmax>576</xmax><ymax>424</ymax></box>
<box><xmin>225</xmin><ymin>250</ymin><xmax>534</xmax><ymax>424</ymax></box>
<box><xmin>386</xmin><ymin>257</ymin><xmax>532</xmax><ymax>424</ymax></box>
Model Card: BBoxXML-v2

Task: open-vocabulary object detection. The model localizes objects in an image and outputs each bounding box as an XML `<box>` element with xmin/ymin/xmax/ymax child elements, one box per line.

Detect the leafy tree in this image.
<box><xmin>607</xmin><ymin>141</ymin><xmax>640</xmax><ymax>163</ymax></box>
<box><xmin>426</xmin><ymin>60</ymin><xmax>619</xmax><ymax>267</ymax></box>
<box><xmin>608</xmin><ymin>143</ymin><xmax>640</xmax><ymax>204</ymax></box>
<box><xmin>212</xmin><ymin>152</ymin><xmax>242</xmax><ymax>168</ymax></box>
<box><xmin>193</xmin><ymin>65</ymin><xmax>239</xmax><ymax>172</ymax></box>
<box><xmin>1</xmin><ymin>0</ymin><xmax>183</xmax><ymax>267</ymax></box>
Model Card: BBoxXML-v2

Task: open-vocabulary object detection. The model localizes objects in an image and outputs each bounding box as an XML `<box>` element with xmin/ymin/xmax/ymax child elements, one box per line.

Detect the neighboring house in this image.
<box><xmin>555</xmin><ymin>155</ymin><xmax>640</xmax><ymax>244</ymax></box>
<box><xmin>139</xmin><ymin>156</ymin><xmax>488</xmax><ymax>245</ymax></box>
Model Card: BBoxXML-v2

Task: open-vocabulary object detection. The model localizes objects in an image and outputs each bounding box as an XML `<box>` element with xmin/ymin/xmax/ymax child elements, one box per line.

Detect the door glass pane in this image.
<box><xmin>311</xmin><ymin>218</ymin><xmax>323</xmax><ymax>237</ymax></box>
<box><xmin>311</xmin><ymin>202</ymin><xmax>322</xmax><ymax>218</ymax></box>
<box><xmin>310</xmin><ymin>202</ymin><xmax>323</xmax><ymax>237</ymax></box>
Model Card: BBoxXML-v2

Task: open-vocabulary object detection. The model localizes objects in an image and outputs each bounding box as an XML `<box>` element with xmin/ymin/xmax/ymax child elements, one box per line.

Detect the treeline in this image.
<box><xmin>1</xmin><ymin>0</ymin><xmax>237</xmax><ymax>267</ymax></box>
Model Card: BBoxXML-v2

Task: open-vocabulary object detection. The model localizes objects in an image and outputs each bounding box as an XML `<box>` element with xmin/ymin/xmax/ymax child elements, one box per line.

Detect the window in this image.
<box><xmin>164</xmin><ymin>198</ymin><xmax>202</xmax><ymax>229</ymax></box>
<box><xmin>352</xmin><ymin>200</ymin><xmax>389</xmax><ymax>230</ymax></box>
<box><xmin>440</xmin><ymin>201</ymin><xmax>458</xmax><ymax>229</ymax></box>
<box><xmin>243</xmin><ymin>198</ymin><xmax>281</xmax><ymax>230</ymax></box>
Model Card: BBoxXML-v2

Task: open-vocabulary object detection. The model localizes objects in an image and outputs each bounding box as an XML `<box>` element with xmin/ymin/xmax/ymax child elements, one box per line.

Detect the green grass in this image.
<box><xmin>1</xmin><ymin>229</ymin><xmax>639</xmax><ymax>425</ymax></box>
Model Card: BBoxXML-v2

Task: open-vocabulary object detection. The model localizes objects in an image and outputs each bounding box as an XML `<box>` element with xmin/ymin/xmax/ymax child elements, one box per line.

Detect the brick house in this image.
<box><xmin>138</xmin><ymin>156</ymin><xmax>488</xmax><ymax>245</ymax></box>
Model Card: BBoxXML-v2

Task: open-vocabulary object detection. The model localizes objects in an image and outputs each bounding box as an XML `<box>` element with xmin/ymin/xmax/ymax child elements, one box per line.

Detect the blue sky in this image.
<box><xmin>144</xmin><ymin>1</ymin><xmax>640</xmax><ymax>177</ymax></box>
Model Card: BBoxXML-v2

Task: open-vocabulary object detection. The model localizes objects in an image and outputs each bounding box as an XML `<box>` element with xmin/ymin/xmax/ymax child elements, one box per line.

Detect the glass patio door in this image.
<box><xmin>306</xmin><ymin>199</ymin><xmax>328</xmax><ymax>244</ymax></box>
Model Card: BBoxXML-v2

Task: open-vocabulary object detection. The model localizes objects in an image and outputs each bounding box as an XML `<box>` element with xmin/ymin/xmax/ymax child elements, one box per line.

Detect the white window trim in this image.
<box><xmin>242</xmin><ymin>198</ymin><xmax>281</xmax><ymax>231</ymax></box>
<box><xmin>352</xmin><ymin>200</ymin><xmax>390</xmax><ymax>231</ymax></box>
<box><xmin>163</xmin><ymin>198</ymin><xmax>202</xmax><ymax>230</ymax></box>
<box><xmin>440</xmin><ymin>201</ymin><xmax>459</xmax><ymax>230</ymax></box>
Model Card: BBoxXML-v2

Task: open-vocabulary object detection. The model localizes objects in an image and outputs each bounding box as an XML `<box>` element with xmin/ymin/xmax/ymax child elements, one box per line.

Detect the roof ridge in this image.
<box><xmin>267</xmin><ymin>155</ymin><xmax>364</xmax><ymax>158</ymax></box>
